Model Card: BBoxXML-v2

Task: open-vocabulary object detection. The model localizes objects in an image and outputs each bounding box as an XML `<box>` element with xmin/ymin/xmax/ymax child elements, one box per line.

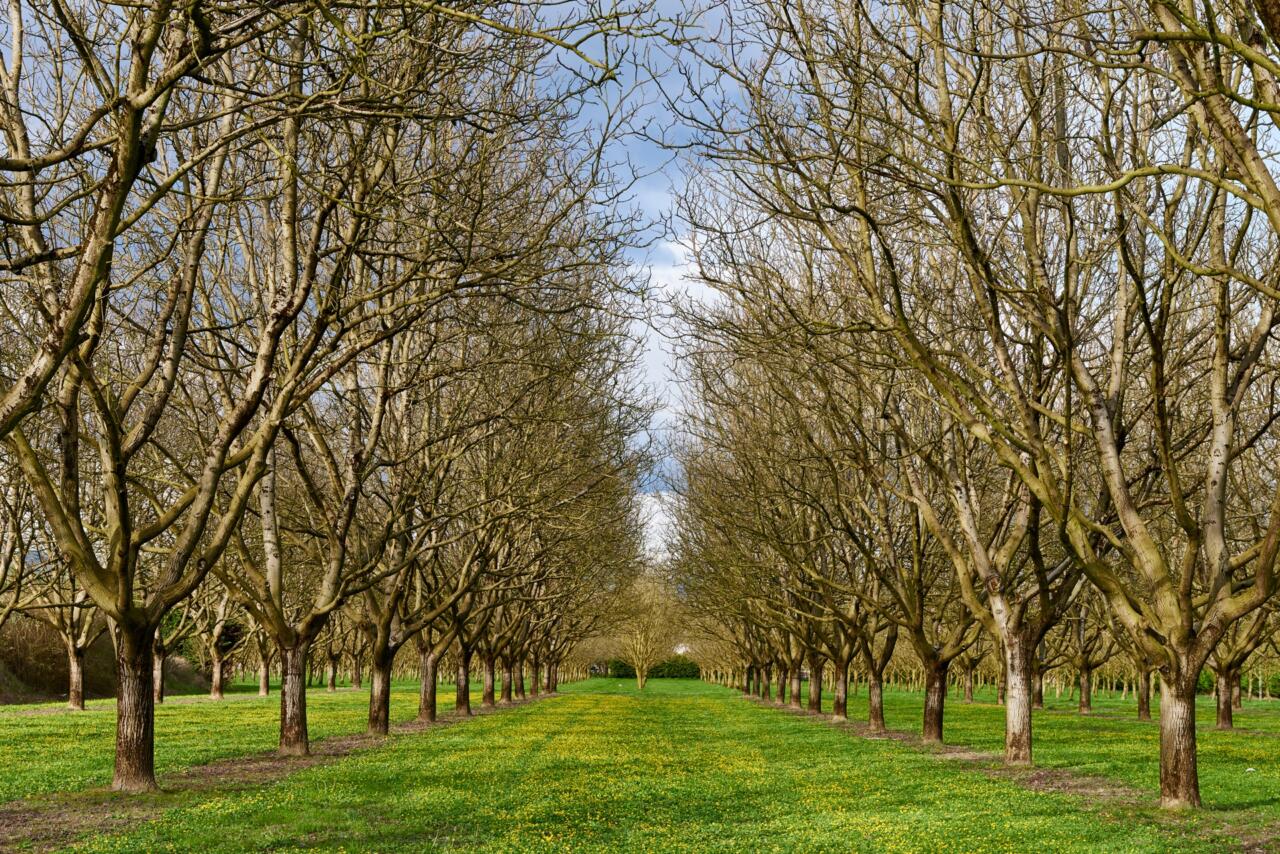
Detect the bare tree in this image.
<box><xmin>621</xmin><ymin>576</ymin><xmax>675</xmax><ymax>691</ymax></box>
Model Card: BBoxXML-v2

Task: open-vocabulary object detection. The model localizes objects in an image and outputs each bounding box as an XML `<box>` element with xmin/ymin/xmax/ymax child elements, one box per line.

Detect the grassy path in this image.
<box><xmin>61</xmin><ymin>679</ymin><xmax>1238</xmax><ymax>852</ymax></box>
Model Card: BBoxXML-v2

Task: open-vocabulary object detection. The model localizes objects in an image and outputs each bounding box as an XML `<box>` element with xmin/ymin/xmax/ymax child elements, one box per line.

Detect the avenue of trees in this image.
<box><xmin>667</xmin><ymin>0</ymin><xmax>1280</xmax><ymax>811</ymax></box>
<box><xmin>0</xmin><ymin>0</ymin><xmax>655</xmax><ymax>793</ymax></box>
<box><xmin>13</xmin><ymin>0</ymin><xmax>1280</xmax><ymax>822</ymax></box>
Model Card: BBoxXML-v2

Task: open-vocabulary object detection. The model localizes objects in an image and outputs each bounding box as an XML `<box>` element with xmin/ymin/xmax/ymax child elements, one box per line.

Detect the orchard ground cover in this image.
<box><xmin>797</xmin><ymin>680</ymin><xmax>1280</xmax><ymax>822</ymax></box>
<box><xmin>0</xmin><ymin>680</ymin><xmax>450</xmax><ymax>804</ymax></box>
<box><xmin>2</xmin><ymin>679</ymin><xmax>1272</xmax><ymax>852</ymax></box>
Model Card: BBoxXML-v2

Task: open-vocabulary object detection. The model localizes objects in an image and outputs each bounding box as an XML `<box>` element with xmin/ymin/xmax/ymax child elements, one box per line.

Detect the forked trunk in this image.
<box><xmin>867</xmin><ymin>672</ymin><xmax>886</xmax><ymax>733</ymax></box>
<box><xmin>1159</xmin><ymin>674</ymin><xmax>1201</xmax><ymax>808</ymax></box>
<box><xmin>67</xmin><ymin>643</ymin><xmax>85</xmax><ymax>711</ymax></box>
<box><xmin>113</xmin><ymin>624</ymin><xmax>158</xmax><ymax>792</ymax></box>
<box><xmin>418</xmin><ymin>647</ymin><xmax>439</xmax><ymax>723</ymax></box>
<box><xmin>279</xmin><ymin>642</ymin><xmax>310</xmax><ymax>755</ymax></box>
<box><xmin>1004</xmin><ymin>637</ymin><xmax>1033</xmax><ymax>766</ymax></box>
<box><xmin>922</xmin><ymin>660</ymin><xmax>948</xmax><ymax>744</ymax></box>
<box><xmin>482</xmin><ymin>656</ymin><xmax>496</xmax><ymax>708</ymax></box>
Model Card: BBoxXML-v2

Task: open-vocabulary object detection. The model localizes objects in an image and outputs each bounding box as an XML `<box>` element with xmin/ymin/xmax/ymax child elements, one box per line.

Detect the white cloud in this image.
<box><xmin>633</xmin><ymin>237</ymin><xmax>720</xmax><ymax>423</ymax></box>
<box><xmin>637</xmin><ymin>490</ymin><xmax>674</xmax><ymax>562</ymax></box>
<box><xmin>631</xmin><ymin>237</ymin><xmax>719</xmax><ymax>550</ymax></box>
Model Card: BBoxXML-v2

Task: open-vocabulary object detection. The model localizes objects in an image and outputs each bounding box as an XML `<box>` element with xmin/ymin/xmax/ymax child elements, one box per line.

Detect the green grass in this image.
<box><xmin>0</xmin><ymin>680</ymin><xmax>455</xmax><ymax>803</ymax></box>
<box><xmin>826</xmin><ymin>681</ymin><xmax>1280</xmax><ymax>817</ymax></box>
<box><xmin>56</xmin><ymin>679</ymin><xmax>1250</xmax><ymax>852</ymax></box>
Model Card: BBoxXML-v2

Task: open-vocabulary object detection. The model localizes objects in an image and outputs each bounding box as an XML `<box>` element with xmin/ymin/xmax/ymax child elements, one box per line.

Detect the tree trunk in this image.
<box><xmin>482</xmin><ymin>655</ymin><xmax>496</xmax><ymax>708</ymax></box>
<box><xmin>418</xmin><ymin>647</ymin><xmax>439</xmax><ymax>723</ymax></box>
<box><xmin>775</xmin><ymin>665</ymin><xmax>787</xmax><ymax>705</ymax></box>
<box><xmin>788</xmin><ymin>667</ymin><xmax>802</xmax><ymax>709</ymax></box>
<box><xmin>761</xmin><ymin>664</ymin><xmax>772</xmax><ymax>701</ymax></box>
<box><xmin>530</xmin><ymin>660</ymin><xmax>541</xmax><ymax>697</ymax></box>
<box><xmin>1159</xmin><ymin>674</ymin><xmax>1201</xmax><ymax>808</ymax></box>
<box><xmin>152</xmin><ymin>643</ymin><xmax>166</xmax><ymax>704</ymax></box>
<box><xmin>210</xmin><ymin>651</ymin><xmax>225</xmax><ymax>701</ymax></box>
<box><xmin>831</xmin><ymin>659</ymin><xmax>849</xmax><ymax>721</ymax></box>
<box><xmin>1232</xmin><ymin>670</ymin><xmax>1243</xmax><ymax>710</ymax></box>
<box><xmin>279</xmin><ymin>642</ymin><xmax>310</xmax><ymax>756</ymax></box>
<box><xmin>1031</xmin><ymin>664</ymin><xmax>1044</xmax><ymax>710</ymax></box>
<box><xmin>962</xmin><ymin>667</ymin><xmax>974</xmax><ymax>704</ymax></box>
<box><xmin>515</xmin><ymin>661</ymin><xmax>527</xmax><ymax>699</ymax></box>
<box><xmin>456</xmin><ymin>648</ymin><xmax>473</xmax><ymax>716</ymax></box>
<box><xmin>922</xmin><ymin>661</ymin><xmax>948</xmax><ymax>744</ymax></box>
<box><xmin>258</xmin><ymin>651</ymin><xmax>271</xmax><ymax>697</ymax></box>
<box><xmin>500</xmin><ymin>660</ymin><xmax>514</xmax><ymax>704</ymax></box>
<box><xmin>67</xmin><ymin>643</ymin><xmax>85</xmax><ymax>711</ymax></box>
<box><xmin>351</xmin><ymin>655</ymin><xmax>363</xmax><ymax>690</ymax></box>
<box><xmin>1004</xmin><ymin>637</ymin><xmax>1033</xmax><ymax>765</ymax></box>
<box><xmin>1216</xmin><ymin>670</ymin><xmax>1234</xmax><ymax>730</ymax></box>
<box><xmin>368</xmin><ymin>645</ymin><xmax>394</xmax><ymax>735</ymax></box>
<box><xmin>1079</xmin><ymin>666</ymin><xmax>1092</xmax><ymax>714</ymax></box>
<box><xmin>868</xmin><ymin>671</ymin><xmax>886</xmax><ymax>733</ymax></box>
<box><xmin>326</xmin><ymin>657</ymin><xmax>338</xmax><ymax>692</ymax></box>
<box><xmin>807</xmin><ymin>658</ymin><xmax>824</xmax><ymax>713</ymax></box>
<box><xmin>544</xmin><ymin>662</ymin><xmax>554</xmax><ymax>693</ymax></box>
<box><xmin>112</xmin><ymin>625</ymin><xmax>157</xmax><ymax>792</ymax></box>
<box><xmin>1137</xmin><ymin>669</ymin><xmax>1152</xmax><ymax>721</ymax></box>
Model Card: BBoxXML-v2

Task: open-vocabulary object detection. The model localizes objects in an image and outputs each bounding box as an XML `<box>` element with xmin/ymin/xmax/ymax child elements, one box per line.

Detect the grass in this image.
<box><xmin>0</xmin><ymin>679</ymin><xmax>451</xmax><ymax>803</ymax></box>
<box><xmin>20</xmin><ymin>679</ymin><xmax>1258</xmax><ymax>852</ymax></box>
<box><xmin>832</xmin><ymin>681</ymin><xmax>1280</xmax><ymax>818</ymax></box>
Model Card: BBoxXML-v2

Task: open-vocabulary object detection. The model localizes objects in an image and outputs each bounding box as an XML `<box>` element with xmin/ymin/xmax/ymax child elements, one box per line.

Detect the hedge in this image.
<box><xmin>604</xmin><ymin>655</ymin><xmax>700</xmax><ymax>679</ymax></box>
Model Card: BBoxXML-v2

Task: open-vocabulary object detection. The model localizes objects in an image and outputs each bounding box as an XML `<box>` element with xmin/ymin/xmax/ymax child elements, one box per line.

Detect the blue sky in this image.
<box><xmin>560</xmin><ymin>0</ymin><xmax>727</xmax><ymax>553</ymax></box>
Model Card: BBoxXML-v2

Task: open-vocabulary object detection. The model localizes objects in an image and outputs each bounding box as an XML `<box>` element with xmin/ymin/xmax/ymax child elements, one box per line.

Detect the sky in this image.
<box><xmin>562</xmin><ymin>0</ymin><xmax>730</xmax><ymax>557</ymax></box>
<box><xmin>625</xmin><ymin>154</ymin><xmax>712</xmax><ymax>561</ymax></box>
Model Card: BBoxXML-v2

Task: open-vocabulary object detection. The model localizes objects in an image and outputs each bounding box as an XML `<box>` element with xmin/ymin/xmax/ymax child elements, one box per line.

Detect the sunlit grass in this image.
<box><xmin>68</xmin><ymin>680</ymin><xmax>1239</xmax><ymax>852</ymax></box>
<box><xmin>0</xmin><ymin>679</ymin><xmax>451</xmax><ymax>802</ymax></box>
